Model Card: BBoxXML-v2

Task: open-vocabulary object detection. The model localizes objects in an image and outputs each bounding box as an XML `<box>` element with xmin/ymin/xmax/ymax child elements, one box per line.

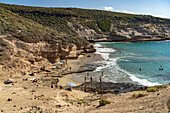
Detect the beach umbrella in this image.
<box><xmin>66</xmin><ymin>82</ymin><xmax>76</xmax><ymax>87</ymax></box>
<box><xmin>58</xmin><ymin>63</ymin><xmax>63</xmax><ymax>65</ymax></box>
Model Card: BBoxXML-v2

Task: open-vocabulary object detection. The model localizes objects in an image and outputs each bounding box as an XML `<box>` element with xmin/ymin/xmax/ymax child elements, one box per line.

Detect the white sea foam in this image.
<box><xmin>94</xmin><ymin>43</ymin><xmax>162</xmax><ymax>86</ymax></box>
<box><xmin>115</xmin><ymin>65</ymin><xmax>161</xmax><ymax>86</ymax></box>
<box><xmin>94</xmin><ymin>43</ymin><xmax>116</xmax><ymax>60</ymax></box>
<box><xmin>94</xmin><ymin>43</ymin><xmax>117</xmax><ymax>71</ymax></box>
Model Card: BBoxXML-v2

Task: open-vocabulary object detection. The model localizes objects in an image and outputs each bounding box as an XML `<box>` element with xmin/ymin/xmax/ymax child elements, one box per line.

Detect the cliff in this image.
<box><xmin>0</xmin><ymin>7</ymin><xmax>95</xmax><ymax>75</ymax></box>
<box><xmin>0</xmin><ymin>3</ymin><xmax>170</xmax><ymax>74</ymax></box>
<box><xmin>0</xmin><ymin>3</ymin><xmax>170</xmax><ymax>42</ymax></box>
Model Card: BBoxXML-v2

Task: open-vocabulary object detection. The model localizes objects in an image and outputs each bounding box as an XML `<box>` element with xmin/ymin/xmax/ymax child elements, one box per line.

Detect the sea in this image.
<box><xmin>93</xmin><ymin>41</ymin><xmax>170</xmax><ymax>86</ymax></box>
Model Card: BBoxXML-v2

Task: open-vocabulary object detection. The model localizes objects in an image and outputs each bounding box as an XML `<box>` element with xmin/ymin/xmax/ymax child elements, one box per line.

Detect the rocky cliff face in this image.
<box><xmin>68</xmin><ymin>18</ymin><xmax>170</xmax><ymax>42</ymax></box>
<box><xmin>0</xmin><ymin>35</ymin><xmax>96</xmax><ymax>75</ymax></box>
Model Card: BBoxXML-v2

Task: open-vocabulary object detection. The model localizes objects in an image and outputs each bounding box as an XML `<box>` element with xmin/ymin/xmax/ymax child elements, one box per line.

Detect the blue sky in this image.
<box><xmin>1</xmin><ymin>0</ymin><xmax>170</xmax><ymax>18</ymax></box>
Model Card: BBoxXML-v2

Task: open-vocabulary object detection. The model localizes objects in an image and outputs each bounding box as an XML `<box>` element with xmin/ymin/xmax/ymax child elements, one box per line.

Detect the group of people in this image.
<box><xmin>84</xmin><ymin>71</ymin><xmax>104</xmax><ymax>83</ymax></box>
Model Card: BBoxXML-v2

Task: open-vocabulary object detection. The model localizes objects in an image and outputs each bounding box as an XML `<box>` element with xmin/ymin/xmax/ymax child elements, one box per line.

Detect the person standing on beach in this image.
<box><xmin>84</xmin><ymin>76</ymin><xmax>87</xmax><ymax>83</ymax></box>
<box><xmin>90</xmin><ymin>76</ymin><xmax>93</xmax><ymax>86</ymax></box>
<box><xmin>100</xmin><ymin>71</ymin><xmax>104</xmax><ymax>94</ymax></box>
<box><xmin>90</xmin><ymin>77</ymin><xmax>93</xmax><ymax>82</ymax></box>
<box><xmin>65</xmin><ymin>59</ymin><xmax>67</xmax><ymax>65</ymax></box>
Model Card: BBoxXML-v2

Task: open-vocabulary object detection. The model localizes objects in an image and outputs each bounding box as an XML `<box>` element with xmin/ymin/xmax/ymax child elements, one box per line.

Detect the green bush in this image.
<box><xmin>154</xmin><ymin>85</ymin><xmax>167</xmax><ymax>89</ymax></box>
<box><xmin>146</xmin><ymin>87</ymin><xmax>158</xmax><ymax>92</ymax></box>
<box><xmin>99</xmin><ymin>98</ymin><xmax>111</xmax><ymax>106</ymax></box>
<box><xmin>133</xmin><ymin>93</ymin><xmax>146</xmax><ymax>98</ymax></box>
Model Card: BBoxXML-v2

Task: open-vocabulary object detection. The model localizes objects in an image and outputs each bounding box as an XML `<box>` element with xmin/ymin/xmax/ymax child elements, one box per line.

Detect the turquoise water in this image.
<box><xmin>94</xmin><ymin>41</ymin><xmax>170</xmax><ymax>86</ymax></box>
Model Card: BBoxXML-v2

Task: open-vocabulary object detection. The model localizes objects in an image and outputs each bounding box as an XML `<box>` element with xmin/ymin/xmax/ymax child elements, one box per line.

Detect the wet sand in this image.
<box><xmin>58</xmin><ymin>53</ymin><xmax>103</xmax><ymax>86</ymax></box>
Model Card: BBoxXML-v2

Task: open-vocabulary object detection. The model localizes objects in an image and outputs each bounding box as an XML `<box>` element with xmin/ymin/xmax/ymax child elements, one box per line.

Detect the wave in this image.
<box><xmin>94</xmin><ymin>43</ymin><xmax>162</xmax><ymax>86</ymax></box>
<box><xmin>94</xmin><ymin>43</ymin><xmax>116</xmax><ymax>60</ymax></box>
<box><xmin>115</xmin><ymin>65</ymin><xmax>161</xmax><ymax>86</ymax></box>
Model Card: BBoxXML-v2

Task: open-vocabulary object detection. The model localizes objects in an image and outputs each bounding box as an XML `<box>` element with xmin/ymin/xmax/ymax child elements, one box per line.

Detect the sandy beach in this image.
<box><xmin>58</xmin><ymin>53</ymin><xmax>103</xmax><ymax>86</ymax></box>
<box><xmin>0</xmin><ymin>53</ymin><xmax>169</xmax><ymax>113</ymax></box>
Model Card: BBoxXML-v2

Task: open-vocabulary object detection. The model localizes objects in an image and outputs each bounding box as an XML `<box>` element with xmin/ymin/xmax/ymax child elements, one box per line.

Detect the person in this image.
<box><xmin>51</xmin><ymin>82</ymin><xmax>53</xmax><ymax>88</ymax></box>
<box><xmin>99</xmin><ymin>78</ymin><xmax>102</xmax><ymax>82</ymax></box>
<box><xmin>159</xmin><ymin>66</ymin><xmax>163</xmax><ymax>70</ymax></box>
<box><xmin>139</xmin><ymin>68</ymin><xmax>142</xmax><ymax>71</ymax></box>
<box><xmin>102</xmin><ymin>71</ymin><xmax>103</xmax><ymax>76</ymax></box>
<box><xmin>90</xmin><ymin>77</ymin><xmax>93</xmax><ymax>82</ymax></box>
<box><xmin>60</xmin><ymin>85</ymin><xmax>63</xmax><ymax>90</ymax></box>
<box><xmin>84</xmin><ymin>76</ymin><xmax>87</xmax><ymax>83</ymax></box>
<box><xmin>65</xmin><ymin>59</ymin><xmax>67</xmax><ymax>65</ymax></box>
<box><xmin>70</xmin><ymin>67</ymin><xmax>72</xmax><ymax>71</ymax></box>
<box><xmin>84</xmin><ymin>86</ymin><xmax>87</xmax><ymax>92</ymax></box>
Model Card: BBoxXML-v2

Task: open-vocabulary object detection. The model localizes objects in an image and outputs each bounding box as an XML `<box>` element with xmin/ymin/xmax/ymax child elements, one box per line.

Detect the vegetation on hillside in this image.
<box><xmin>0</xmin><ymin>7</ymin><xmax>87</xmax><ymax>44</ymax></box>
<box><xmin>0</xmin><ymin>3</ymin><xmax>170</xmax><ymax>37</ymax></box>
<box><xmin>0</xmin><ymin>38</ymin><xmax>11</xmax><ymax>64</ymax></box>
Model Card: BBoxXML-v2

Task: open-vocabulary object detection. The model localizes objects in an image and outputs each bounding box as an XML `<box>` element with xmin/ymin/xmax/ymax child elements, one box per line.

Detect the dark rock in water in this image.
<box><xmin>77</xmin><ymin>82</ymin><xmax>145</xmax><ymax>94</ymax></box>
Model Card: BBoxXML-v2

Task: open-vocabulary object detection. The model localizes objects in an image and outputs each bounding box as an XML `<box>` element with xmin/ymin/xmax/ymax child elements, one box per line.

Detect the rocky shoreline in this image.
<box><xmin>89</xmin><ymin>37</ymin><xmax>170</xmax><ymax>43</ymax></box>
<box><xmin>60</xmin><ymin>53</ymin><xmax>147</xmax><ymax>94</ymax></box>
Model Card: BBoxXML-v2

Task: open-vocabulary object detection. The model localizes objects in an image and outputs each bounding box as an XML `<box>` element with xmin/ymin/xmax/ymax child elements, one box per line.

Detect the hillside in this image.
<box><xmin>0</xmin><ymin>3</ymin><xmax>170</xmax><ymax>42</ymax></box>
<box><xmin>0</xmin><ymin>7</ymin><xmax>94</xmax><ymax>75</ymax></box>
<box><xmin>0</xmin><ymin>3</ymin><xmax>170</xmax><ymax>74</ymax></box>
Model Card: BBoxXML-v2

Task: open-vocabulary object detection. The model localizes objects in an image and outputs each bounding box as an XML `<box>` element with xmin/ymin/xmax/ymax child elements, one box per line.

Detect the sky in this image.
<box><xmin>0</xmin><ymin>0</ymin><xmax>170</xmax><ymax>19</ymax></box>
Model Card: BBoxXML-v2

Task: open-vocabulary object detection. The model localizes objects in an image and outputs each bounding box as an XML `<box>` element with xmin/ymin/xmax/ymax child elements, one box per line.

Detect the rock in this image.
<box><xmin>56</xmin><ymin>105</ymin><xmax>62</xmax><ymax>108</ymax></box>
<box><xmin>31</xmin><ymin>90</ymin><xmax>36</xmax><ymax>92</ymax></box>
<box><xmin>28</xmin><ymin>59</ymin><xmax>35</xmax><ymax>64</ymax></box>
<box><xmin>12</xmin><ymin>92</ymin><xmax>16</xmax><ymax>94</ymax></box>
<box><xmin>139</xmin><ymin>106</ymin><xmax>144</xmax><ymax>110</ymax></box>
<box><xmin>7</xmin><ymin>98</ymin><xmax>12</xmax><ymax>101</ymax></box>
<box><xmin>167</xmin><ymin>99</ymin><xmax>170</xmax><ymax>110</ymax></box>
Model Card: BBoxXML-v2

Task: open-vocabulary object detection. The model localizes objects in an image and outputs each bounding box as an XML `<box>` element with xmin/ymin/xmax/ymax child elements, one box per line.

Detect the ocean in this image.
<box><xmin>94</xmin><ymin>41</ymin><xmax>170</xmax><ymax>86</ymax></box>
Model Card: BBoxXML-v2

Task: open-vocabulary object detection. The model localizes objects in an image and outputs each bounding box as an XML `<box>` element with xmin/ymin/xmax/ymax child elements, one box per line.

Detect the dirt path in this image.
<box><xmin>0</xmin><ymin>34</ymin><xmax>11</xmax><ymax>38</ymax></box>
<box><xmin>0</xmin><ymin>34</ymin><xmax>18</xmax><ymax>52</ymax></box>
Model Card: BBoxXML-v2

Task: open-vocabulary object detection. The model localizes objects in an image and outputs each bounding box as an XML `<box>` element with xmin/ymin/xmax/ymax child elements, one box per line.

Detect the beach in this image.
<box><xmin>0</xmin><ymin>51</ymin><xmax>169</xmax><ymax>112</ymax></box>
<box><xmin>58</xmin><ymin>53</ymin><xmax>104</xmax><ymax>86</ymax></box>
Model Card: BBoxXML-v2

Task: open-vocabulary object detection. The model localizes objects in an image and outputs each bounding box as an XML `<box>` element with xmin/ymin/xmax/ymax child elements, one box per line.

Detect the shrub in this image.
<box><xmin>99</xmin><ymin>98</ymin><xmax>111</xmax><ymax>106</ymax></box>
<box><xmin>146</xmin><ymin>87</ymin><xmax>158</xmax><ymax>92</ymax></box>
<box><xmin>154</xmin><ymin>85</ymin><xmax>167</xmax><ymax>89</ymax></box>
<box><xmin>133</xmin><ymin>93</ymin><xmax>146</xmax><ymax>98</ymax></box>
<box><xmin>23</xmin><ymin>86</ymin><xmax>28</xmax><ymax>89</ymax></box>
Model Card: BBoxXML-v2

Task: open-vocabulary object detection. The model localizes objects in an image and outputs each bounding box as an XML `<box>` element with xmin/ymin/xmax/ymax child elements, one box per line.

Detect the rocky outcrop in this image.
<box><xmin>68</xmin><ymin>19</ymin><xmax>170</xmax><ymax>42</ymax></box>
<box><xmin>59</xmin><ymin>43</ymin><xmax>96</xmax><ymax>59</ymax></box>
<box><xmin>0</xmin><ymin>35</ymin><xmax>96</xmax><ymax>64</ymax></box>
<box><xmin>0</xmin><ymin>33</ymin><xmax>97</xmax><ymax>75</ymax></box>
